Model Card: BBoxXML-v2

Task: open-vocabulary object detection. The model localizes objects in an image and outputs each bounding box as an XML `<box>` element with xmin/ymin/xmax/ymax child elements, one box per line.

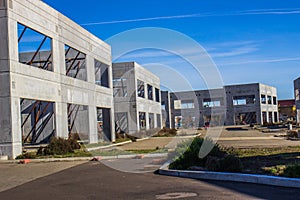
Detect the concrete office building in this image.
<box><xmin>161</xmin><ymin>83</ymin><xmax>278</xmax><ymax>128</ymax></box>
<box><xmin>113</xmin><ymin>62</ymin><xmax>162</xmax><ymax>134</ymax></box>
<box><xmin>295</xmin><ymin>77</ymin><xmax>300</xmax><ymax>123</ymax></box>
<box><xmin>0</xmin><ymin>0</ymin><xmax>115</xmax><ymax>158</ymax></box>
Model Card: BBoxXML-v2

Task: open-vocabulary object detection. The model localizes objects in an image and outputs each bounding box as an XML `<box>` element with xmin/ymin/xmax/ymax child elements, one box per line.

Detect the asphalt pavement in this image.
<box><xmin>1</xmin><ymin>161</ymin><xmax>300</xmax><ymax>200</ymax></box>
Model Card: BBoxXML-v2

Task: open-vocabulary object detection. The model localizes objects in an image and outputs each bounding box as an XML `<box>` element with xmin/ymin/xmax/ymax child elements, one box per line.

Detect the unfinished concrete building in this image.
<box><xmin>161</xmin><ymin>83</ymin><xmax>278</xmax><ymax>128</ymax></box>
<box><xmin>278</xmin><ymin>99</ymin><xmax>296</xmax><ymax>122</ymax></box>
<box><xmin>0</xmin><ymin>0</ymin><xmax>115</xmax><ymax>158</ymax></box>
<box><xmin>113</xmin><ymin>62</ymin><xmax>162</xmax><ymax>134</ymax></box>
<box><xmin>295</xmin><ymin>77</ymin><xmax>300</xmax><ymax>123</ymax></box>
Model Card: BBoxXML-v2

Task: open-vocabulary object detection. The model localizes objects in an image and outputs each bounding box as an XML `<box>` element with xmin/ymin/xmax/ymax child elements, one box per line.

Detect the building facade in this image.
<box><xmin>113</xmin><ymin>62</ymin><xmax>162</xmax><ymax>134</ymax></box>
<box><xmin>162</xmin><ymin>83</ymin><xmax>278</xmax><ymax>128</ymax></box>
<box><xmin>278</xmin><ymin>100</ymin><xmax>296</xmax><ymax>122</ymax></box>
<box><xmin>295</xmin><ymin>77</ymin><xmax>300</xmax><ymax>123</ymax></box>
<box><xmin>0</xmin><ymin>0</ymin><xmax>115</xmax><ymax>158</ymax></box>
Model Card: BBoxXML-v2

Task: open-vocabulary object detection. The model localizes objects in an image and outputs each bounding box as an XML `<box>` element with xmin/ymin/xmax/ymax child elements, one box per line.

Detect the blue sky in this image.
<box><xmin>43</xmin><ymin>0</ymin><xmax>300</xmax><ymax>99</ymax></box>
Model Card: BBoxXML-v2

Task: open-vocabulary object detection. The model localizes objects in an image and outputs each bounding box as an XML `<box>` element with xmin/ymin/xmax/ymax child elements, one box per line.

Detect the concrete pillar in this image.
<box><xmin>145</xmin><ymin>112</ymin><xmax>150</xmax><ymax>130</ymax></box>
<box><xmin>57</xmin><ymin>41</ymin><xmax>66</xmax><ymax>75</ymax></box>
<box><xmin>10</xmin><ymin>97</ymin><xmax>22</xmax><ymax>158</ymax></box>
<box><xmin>0</xmin><ymin>11</ymin><xmax>21</xmax><ymax>159</ymax></box>
<box><xmin>0</xmin><ymin>97</ymin><xmax>22</xmax><ymax>159</ymax></box>
<box><xmin>256</xmin><ymin>111</ymin><xmax>261</xmax><ymax>125</ymax></box>
<box><xmin>153</xmin><ymin>113</ymin><xmax>157</xmax><ymax>128</ymax></box>
<box><xmin>55</xmin><ymin>102</ymin><xmax>68</xmax><ymax>139</ymax></box>
<box><xmin>110</xmin><ymin>109</ymin><xmax>115</xmax><ymax>142</ymax></box>
<box><xmin>108</xmin><ymin>64</ymin><xmax>113</xmax><ymax>89</ymax></box>
<box><xmin>88</xmin><ymin>106</ymin><xmax>97</xmax><ymax>143</ymax></box>
<box><xmin>86</xmin><ymin>54</ymin><xmax>95</xmax><ymax>84</ymax></box>
<box><xmin>52</xmin><ymin>38</ymin><xmax>62</xmax><ymax>74</ymax></box>
<box><xmin>134</xmin><ymin>111</ymin><xmax>139</xmax><ymax>133</ymax></box>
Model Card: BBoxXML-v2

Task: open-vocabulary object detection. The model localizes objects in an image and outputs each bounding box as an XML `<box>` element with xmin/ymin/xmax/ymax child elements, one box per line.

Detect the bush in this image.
<box><xmin>69</xmin><ymin>133</ymin><xmax>81</xmax><ymax>141</ymax></box>
<box><xmin>16</xmin><ymin>152</ymin><xmax>37</xmax><ymax>159</ymax></box>
<box><xmin>169</xmin><ymin>137</ymin><xmax>226</xmax><ymax>170</ymax></box>
<box><xmin>153</xmin><ymin>128</ymin><xmax>177</xmax><ymax>137</ymax></box>
<box><xmin>283</xmin><ymin>164</ymin><xmax>300</xmax><ymax>178</ymax></box>
<box><xmin>287</xmin><ymin>130</ymin><xmax>298</xmax><ymax>138</ymax></box>
<box><xmin>169</xmin><ymin>137</ymin><xmax>244</xmax><ymax>172</ymax></box>
<box><xmin>205</xmin><ymin>156</ymin><xmax>220</xmax><ymax>171</ymax></box>
<box><xmin>219</xmin><ymin>155</ymin><xmax>243</xmax><ymax>172</ymax></box>
<box><xmin>37</xmin><ymin>137</ymin><xmax>81</xmax><ymax>156</ymax></box>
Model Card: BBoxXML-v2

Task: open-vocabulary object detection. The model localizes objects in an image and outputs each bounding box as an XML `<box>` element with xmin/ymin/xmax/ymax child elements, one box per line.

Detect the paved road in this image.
<box><xmin>0</xmin><ymin>161</ymin><xmax>87</xmax><ymax>192</ymax></box>
<box><xmin>1</xmin><ymin>161</ymin><xmax>300</xmax><ymax>200</ymax></box>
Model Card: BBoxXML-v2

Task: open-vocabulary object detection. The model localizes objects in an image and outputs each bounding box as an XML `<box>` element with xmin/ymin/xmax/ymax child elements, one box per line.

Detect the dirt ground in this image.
<box><xmin>120</xmin><ymin>127</ymin><xmax>300</xmax><ymax>150</ymax></box>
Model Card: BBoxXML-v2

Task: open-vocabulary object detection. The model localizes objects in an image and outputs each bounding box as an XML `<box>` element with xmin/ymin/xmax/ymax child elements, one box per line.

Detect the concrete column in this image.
<box><xmin>154</xmin><ymin>113</ymin><xmax>157</xmax><ymax>128</ymax></box>
<box><xmin>55</xmin><ymin>102</ymin><xmax>68</xmax><ymax>139</ymax></box>
<box><xmin>10</xmin><ymin>97</ymin><xmax>22</xmax><ymax>158</ymax></box>
<box><xmin>256</xmin><ymin>111</ymin><xmax>261</xmax><ymax>125</ymax></box>
<box><xmin>86</xmin><ymin>54</ymin><xmax>95</xmax><ymax>84</ymax></box>
<box><xmin>145</xmin><ymin>112</ymin><xmax>150</xmax><ymax>130</ymax></box>
<box><xmin>0</xmin><ymin>12</ymin><xmax>21</xmax><ymax>159</ymax></box>
<box><xmin>108</xmin><ymin>64</ymin><xmax>113</xmax><ymax>89</ymax></box>
<box><xmin>134</xmin><ymin>111</ymin><xmax>139</xmax><ymax>133</ymax></box>
<box><xmin>52</xmin><ymin>38</ymin><xmax>62</xmax><ymax>74</ymax></box>
<box><xmin>109</xmin><ymin>109</ymin><xmax>115</xmax><ymax>142</ymax></box>
<box><xmin>0</xmin><ymin>97</ymin><xmax>22</xmax><ymax>159</ymax></box>
<box><xmin>57</xmin><ymin>41</ymin><xmax>66</xmax><ymax>75</ymax></box>
<box><xmin>88</xmin><ymin>106</ymin><xmax>97</xmax><ymax>143</ymax></box>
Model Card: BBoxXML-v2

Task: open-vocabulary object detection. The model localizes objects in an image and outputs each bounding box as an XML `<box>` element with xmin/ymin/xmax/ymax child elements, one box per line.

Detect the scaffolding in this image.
<box><xmin>18</xmin><ymin>23</ymin><xmax>53</xmax><ymax>71</ymax></box>
<box><xmin>21</xmin><ymin>99</ymin><xmax>55</xmax><ymax>145</ymax></box>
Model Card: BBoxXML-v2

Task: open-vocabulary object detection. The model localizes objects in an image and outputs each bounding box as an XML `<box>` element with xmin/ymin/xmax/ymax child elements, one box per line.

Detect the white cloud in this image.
<box><xmin>219</xmin><ymin>57</ymin><xmax>300</xmax><ymax>66</ymax></box>
<box><xmin>209</xmin><ymin>46</ymin><xmax>258</xmax><ymax>58</ymax></box>
<box><xmin>81</xmin><ymin>8</ymin><xmax>300</xmax><ymax>26</ymax></box>
<box><xmin>206</xmin><ymin>41</ymin><xmax>260</xmax><ymax>58</ymax></box>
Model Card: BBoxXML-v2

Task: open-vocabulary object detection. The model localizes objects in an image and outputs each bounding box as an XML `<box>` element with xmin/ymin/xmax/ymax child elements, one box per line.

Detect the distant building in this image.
<box><xmin>112</xmin><ymin>62</ymin><xmax>162</xmax><ymax>134</ymax></box>
<box><xmin>278</xmin><ymin>100</ymin><xmax>296</xmax><ymax>122</ymax></box>
<box><xmin>161</xmin><ymin>83</ymin><xmax>278</xmax><ymax>128</ymax></box>
<box><xmin>294</xmin><ymin>77</ymin><xmax>300</xmax><ymax>123</ymax></box>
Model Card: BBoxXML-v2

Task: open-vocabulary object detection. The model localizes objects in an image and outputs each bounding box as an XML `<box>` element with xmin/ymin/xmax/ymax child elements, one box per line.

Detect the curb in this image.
<box><xmin>158</xmin><ymin>162</ymin><xmax>300</xmax><ymax>188</ymax></box>
<box><xmin>86</xmin><ymin>137</ymin><xmax>151</xmax><ymax>151</ymax></box>
<box><xmin>0</xmin><ymin>153</ymin><xmax>168</xmax><ymax>164</ymax></box>
<box><xmin>86</xmin><ymin>140</ymin><xmax>132</xmax><ymax>151</ymax></box>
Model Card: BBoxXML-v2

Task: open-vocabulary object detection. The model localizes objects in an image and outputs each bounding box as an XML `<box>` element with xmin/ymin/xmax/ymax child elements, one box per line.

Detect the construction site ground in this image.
<box><xmin>1</xmin><ymin>126</ymin><xmax>300</xmax><ymax>193</ymax></box>
<box><xmin>119</xmin><ymin>126</ymin><xmax>300</xmax><ymax>150</ymax></box>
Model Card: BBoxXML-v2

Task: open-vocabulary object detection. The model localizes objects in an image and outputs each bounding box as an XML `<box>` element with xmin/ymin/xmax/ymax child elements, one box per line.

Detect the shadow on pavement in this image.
<box><xmin>200</xmin><ymin>179</ymin><xmax>300</xmax><ymax>200</ymax></box>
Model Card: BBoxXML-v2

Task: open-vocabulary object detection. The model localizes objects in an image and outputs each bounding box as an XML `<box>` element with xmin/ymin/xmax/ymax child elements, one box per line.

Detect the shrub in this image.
<box><xmin>219</xmin><ymin>155</ymin><xmax>243</xmax><ymax>172</ymax></box>
<box><xmin>283</xmin><ymin>164</ymin><xmax>300</xmax><ymax>178</ymax></box>
<box><xmin>16</xmin><ymin>152</ymin><xmax>37</xmax><ymax>159</ymax></box>
<box><xmin>287</xmin><ymin>130</ymin><xmax>298</xmax><ymax>138</ymax></box>
<box><xmin>169</xmin><ymin>137</ymin><xmax>244</xmax><ymax>172</ymax></box>
<box><xmin>69</xmin><ymin>133</ymin><xmax>81</xmax><ymax>141</ymax></box>
<box><xmin>153</xmin><ymin>128</ymin><xmax>177</xmax><ymax>137</ymax></box>
<box><xmin>205</xmin><ymin>156</ymin><xmax>220</xmax><ymax>171</ymax></box>
<box><xmin>169</xmin><ymin>137</ymin><xmax>226</xmax><ymax>170</ymax></box>
<box><xmin>37</xmin><ymin>137</ymin><xmax>81</xmax><ymax>156</ymax></box>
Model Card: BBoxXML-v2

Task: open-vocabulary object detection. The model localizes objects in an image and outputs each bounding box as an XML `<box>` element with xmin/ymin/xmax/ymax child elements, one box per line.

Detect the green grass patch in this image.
<box><xmin>168</xmin><ymin>137</ymin><xmax>300</xmax><ymax>178</ymax></box>
<box><xmin>89</xmin><ymin>149</ymin><xmax>133</xmax><ymax>156</ymax></box>
<box><xmin>16</xmin><ymin>149</ymin><xmax>92</xmax><ymax>159</ymax></box>
<box><xmin>230</xmin><ymin>146</ymin><xmax>300</xmax><ymax>158</ymax></box>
